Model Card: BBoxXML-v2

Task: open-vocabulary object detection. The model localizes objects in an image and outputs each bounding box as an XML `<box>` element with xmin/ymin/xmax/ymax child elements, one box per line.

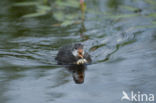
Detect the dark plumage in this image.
<box><xmin>55</xmin><ymin>43</ymin><xmax>91</xmax><ymax>65</ymax></box>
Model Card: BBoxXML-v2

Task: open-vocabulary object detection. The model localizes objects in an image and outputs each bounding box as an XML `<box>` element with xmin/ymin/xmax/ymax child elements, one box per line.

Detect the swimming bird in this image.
<box><xmin>55</xmin><ymin>43</ymin><xmax>92</xmax><ymax>65</ymax></box>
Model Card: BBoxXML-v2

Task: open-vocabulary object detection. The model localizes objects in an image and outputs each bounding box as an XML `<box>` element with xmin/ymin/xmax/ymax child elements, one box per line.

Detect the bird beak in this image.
<box><xmin>78</xmin><ymin>48</ymin><xmax>84</xmax><ymax>58</ymax></box>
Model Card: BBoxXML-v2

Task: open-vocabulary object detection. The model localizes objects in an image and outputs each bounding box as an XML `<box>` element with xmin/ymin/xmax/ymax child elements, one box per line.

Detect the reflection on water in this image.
<box><xmin>67</xmin><ymin>64</ymin><xmax>86</xmax><ymax>84</ymax></box>
<box><xmin>0</xmin><ymin>0</ymin><xmax>156</xmax><ymax>103</ymax></box>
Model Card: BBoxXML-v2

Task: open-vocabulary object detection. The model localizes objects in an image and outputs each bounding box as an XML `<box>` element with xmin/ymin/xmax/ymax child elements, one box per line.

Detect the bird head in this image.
<box><xmin>72</xmin><ymin>43</ymin><xmax>84</xmax><ymax>58</ymax></box>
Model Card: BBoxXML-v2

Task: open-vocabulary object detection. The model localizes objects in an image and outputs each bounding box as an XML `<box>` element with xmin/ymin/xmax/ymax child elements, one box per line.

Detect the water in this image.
<box><xmin>0</xmin><ymin>0</ymin><xmax>156</xmax><ymax>103</ymax></box>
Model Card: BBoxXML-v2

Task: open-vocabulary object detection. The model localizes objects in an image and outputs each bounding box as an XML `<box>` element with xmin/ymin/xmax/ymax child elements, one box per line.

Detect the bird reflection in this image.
<box><xmin>55</xmin><ymin>43</ymin><xmax>91</xmax><ymax>84</ymax></box>
<box><xmin>66</xmin><ymin>64</ymin><xmax>86</xmax><ymax>84</ymax></box>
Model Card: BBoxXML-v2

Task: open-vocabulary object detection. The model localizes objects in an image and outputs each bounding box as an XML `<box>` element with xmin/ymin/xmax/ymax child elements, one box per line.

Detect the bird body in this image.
<box><xmin>55</xmin><ymin>43</ymin><xmax>91</xmax><ymax>65</ymax></box>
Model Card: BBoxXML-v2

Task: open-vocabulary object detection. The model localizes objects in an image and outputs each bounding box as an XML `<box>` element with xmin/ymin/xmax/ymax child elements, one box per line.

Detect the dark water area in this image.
<box><xmin>0</xmin><ymin>0</ymin><xmax>156</xmax><ymax>103</ymax></box>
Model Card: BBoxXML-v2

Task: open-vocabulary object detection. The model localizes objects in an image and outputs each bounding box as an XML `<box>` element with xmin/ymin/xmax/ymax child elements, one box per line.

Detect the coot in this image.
<box><xmin>55</xmin><ymin>43</ymin><xmax>91</xmax><ymax>65</ymax></box>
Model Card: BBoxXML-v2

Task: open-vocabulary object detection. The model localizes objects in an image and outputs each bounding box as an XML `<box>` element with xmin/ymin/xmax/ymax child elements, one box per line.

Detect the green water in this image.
<box><xmin>0</xmin><ymin>0</ymin><xmax>156</xmax><ymax>103</ymax></box>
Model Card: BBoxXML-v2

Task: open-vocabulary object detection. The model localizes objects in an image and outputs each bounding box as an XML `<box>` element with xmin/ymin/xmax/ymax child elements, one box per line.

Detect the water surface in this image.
<box><xmin>0</xmin><ymin>0</ymin><xmax>156</xmax><ymax>103</ymax></box>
